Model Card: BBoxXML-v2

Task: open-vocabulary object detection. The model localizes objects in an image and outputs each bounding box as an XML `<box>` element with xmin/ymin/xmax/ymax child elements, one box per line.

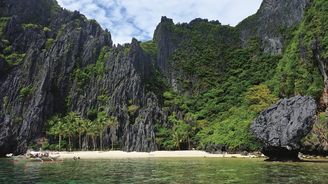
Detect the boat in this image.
<box><xmin>5</xmin><ymin>153</ymin><xmax>13</xmax><ymax>158</ymax></box>
<box><xmin>11</xmin><ymin>151</ymin><xmax>62</xmax><ymax>162</ymax></box>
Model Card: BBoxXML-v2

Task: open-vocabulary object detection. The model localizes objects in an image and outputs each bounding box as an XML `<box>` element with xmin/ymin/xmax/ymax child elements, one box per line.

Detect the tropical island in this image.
<box><xmin>2</xmin><ymin>0</ymin><xmax>328</xmax><ymax>183</ymax></box>
<box><xmin>0</xmin><ymin>0</ymin><xmax>328</xmax><ymax>163</ymax></box>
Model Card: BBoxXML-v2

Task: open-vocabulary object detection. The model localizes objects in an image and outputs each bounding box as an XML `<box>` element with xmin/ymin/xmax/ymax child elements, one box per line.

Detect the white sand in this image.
<box><xmin>56</xmin><ymin>151</ymin><xmax>259</xmax><ymax>159</ymax></box>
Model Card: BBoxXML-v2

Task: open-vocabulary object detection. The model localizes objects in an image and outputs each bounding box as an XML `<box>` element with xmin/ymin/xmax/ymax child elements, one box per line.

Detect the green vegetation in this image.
<box><xmin>45</xmin><ymin>38</ymin><xmax>54</xmax><ymax>50</ymax></box>
<box><xmin>19</xmin><ymin>86</ymin><xmax>33</xmax><ymax>99</ymax></box>
<box><xmin>156</xmin><ymin>113</ymin><xmax>194</xmax><ymax>150</ymax></box>
<box><xmin>245</xmin><ymin>84</ymin><xmax>278</xmax><ymax>113</ymax></box>
<box><xmin>272</xmin><ymin>0</ymin><xmax>328</xmax><ymax>100</ymax></box>
<box><xmin>302</xmin><ymin>112</ymin><xmax>328</xmax><ymax>153</ymax></box>
<box><xmin>43</xmin><ymin>27</ymin><xmax>52</xmax><ymax>33</ymax></box>
<box><xmin>3</xmin><ymin>45</ymin><xmax>12</xmax><ymax>53</ymax></box>
<box><xmin>14</xmin><ymin>116</ymin><xmax>23</xmax><ymax>125</ymax></box>
<box><xmin>89</xmin><ymin>19</ymin><xmax>100</xmax><ymax>27</ymax></box>
<box><xmin>97</xmin><ymin>94</ymin><xmax>110</xmax><ymax>106</ymax></box>
<box><xmin>123</xmin><ymin>46</ymin><xmax>131</xmax><ymax>56</ymax></box>
<box><xmin>1</xmin><ymin>0</ymin><xmax>327</xmax><ymax>154</ymax></box>
<box><xmin>5</xmin><ymin>53</ymin><xmax>26</xmax><ymax>66</ymax></box>
<box><xmin>47</xmin><ymin>112</ymin><xmax>119</xmax><ymax>151</ymax></box>
<box><xmin>140</xmin><ymin>40</ymin><xmax>157</xmax><ymax>57</ymax></box>
<box><xmin>48</xmin><ymin>0</ymin><xmax>61</xmax><ymax>14</ymax></box>
<box><xmin>2</xmin><ymin>96</ymin><xmax>9</xmax><ymax>108</ymax></box>
<box><xmin>0</xmin><ymin>17</ymin><xmax>26</xmax><ymax>72</ymax></box>
<box><xmin>128</xmin><ymin>105</ymin><xmax>139</xmax><ymax>114</ymax></box>
<box><xmin>56</xmin><ymin>24</ymin><xmax>67</xmax><ymax>39</ymax></box>
<box><xmin>170</xmin><ymin>20</ymin><xmax>240</xmax><ymax>92</ymax></box>
<box><xmin>73</xmin><ymin>46</ymin><xmax>110</xmax><ymax>89</ymax></box>
<box><xmin>0</xmin><ymin>18</ymin><xmax>26</xmax><ymax>70</ymax></box>
<box><xmin>153</xmin><ymin>1</ymin><xmax>328</xmax><ymax>151</ymax></box>
<box><xmin>0</xmin><ymin>17</ymin><xmax>10</xmax><ymax>36</ymax></box>
<box><xmin>22</xmin><ymin>23</ymin><xmax>41</xmax><ymax>30</ymax></box>
<box><xmin>154</xmin><ymin>19</ymin><xmax>283</xmax><ymax>151</ymax></box>
<box><xmin>198</xmin><ymin>84</ymin><xmax>277</xmax><ymax>151</ymax></box>
<box><xmin>157</xmin><ymin>83</ymin><xmax>276</xmax><ymax>151</ymax></box>
<box><xmin>144</xmin><ymin>65</ymin><xmax>169</xmax><ymax>100</ymax></box>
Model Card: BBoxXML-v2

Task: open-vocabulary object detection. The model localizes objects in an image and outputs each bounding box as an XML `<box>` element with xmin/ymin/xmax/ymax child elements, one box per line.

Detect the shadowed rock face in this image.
<box><xmin>238</xmin><ymin>0</ymin><xmax>309</xmax><ymax>54</ymax></box>
<box><xmin>0</xmin><ymin>0</ymin><xmax>164</xmax><ymax>156</ymax></box>
<box><xmin>0</xmin><ymin>0</ymin><xmax>317</xmax><ymax>156</ymax></box>
<box><xmin>251</xmin><ymin>96</ymin><xmax>317</xmax><ymax>161</ymax></box>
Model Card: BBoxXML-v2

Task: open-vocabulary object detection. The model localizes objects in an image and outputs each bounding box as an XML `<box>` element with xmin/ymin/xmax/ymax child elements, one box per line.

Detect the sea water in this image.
<box><xmin>0</xmin><ymin>158</ymin><xmax>328</xmax><ymax>183</ymax></box>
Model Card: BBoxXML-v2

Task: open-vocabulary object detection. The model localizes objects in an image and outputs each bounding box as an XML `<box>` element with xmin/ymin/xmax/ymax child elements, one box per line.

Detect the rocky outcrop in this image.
<box><xmin>0</xmin><ymin>3</ymin><xmax>111</xmax><ymax>155</ymax></box>
<box><xmin>153</xmin><ymin>16</ymin><xmax>184</xmax><ymax>92</ymax></box>
<box><xmin>0</xmin><ymin>0</ymin><xmax>324</xmax><ymax>156</ymax></box>
<box><xmin>237</xmin><ymin>0</ymin><xmax>310</xmax><ymax>54</ymax></box>
<box><xmin>251</xmin><ymin>96</ymin><xmax>317</xmax><ymax>161</ymax></box>
<box><xmin>67</xmin><ymin>39</ymin><xmax>165</xmax><ymax>152</ymax></box>
<box><xmin>0</xmin><ymin>0</ymin><xmax>58</xmax><ymax>25</ymax></box>
<box><xmin>153</xmin><ymin>16</ymin><xmax>176</xmax><ymax>77</ymax></box>
<box><xmin>0</xmin><ymin>0</ymin><xmax>163</xmax><ymax>156</ymax></box>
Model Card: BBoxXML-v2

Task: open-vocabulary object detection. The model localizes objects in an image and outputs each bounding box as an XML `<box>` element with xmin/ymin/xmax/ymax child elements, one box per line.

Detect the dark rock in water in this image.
<box><xmin>251</xmin><ymin>96</ymin><xmax>317</xmax><ymax>161</ymax></box>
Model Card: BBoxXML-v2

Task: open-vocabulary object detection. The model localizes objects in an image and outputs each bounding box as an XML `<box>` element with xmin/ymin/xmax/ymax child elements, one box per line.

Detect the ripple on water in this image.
<box><xmin>1</xmin><ymin>158</ymin><xmax>328</xmax><ymax>184</ymax></box>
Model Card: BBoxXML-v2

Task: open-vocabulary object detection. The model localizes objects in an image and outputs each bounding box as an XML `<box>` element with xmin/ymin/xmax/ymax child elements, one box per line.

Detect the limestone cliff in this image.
<box><xmin>0</xmin><ymin>0</ymin><xmax>163</xmax><ymax>156</ymax></box>
<box><xmin>0</xmin><ymin>0</ymin><xmax>326</xmax><ymax>156</ymax></box>
<box><xmin>237</xmin><ymin>0</ymin><xmax>310</xmax><ymax>54</ymax></box>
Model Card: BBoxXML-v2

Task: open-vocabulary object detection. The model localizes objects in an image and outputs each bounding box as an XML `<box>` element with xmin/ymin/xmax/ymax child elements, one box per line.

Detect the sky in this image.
<box><xmin>57</xmin><ymin>0</ymin><xmax>263</xmax><ymax>44</ymax></box>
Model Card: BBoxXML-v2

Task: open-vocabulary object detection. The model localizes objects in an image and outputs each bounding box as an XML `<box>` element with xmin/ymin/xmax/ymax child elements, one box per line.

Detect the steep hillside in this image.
<box><xmin>152</xmin><ymin>0</ymin><xmax>328</xmax><ymax>153</ymax></box>
<box><xmin>0</xmin><ymin>0</ymin><xmax>163</xmax><ymax>155</ymax></box>
<box><xmin>1</xmin><ymin>0</ymin><xmax>328</xmax><ymax>156</ymax></box>
<box><xmin>237</xmin><ymin>0</ymin><xmax>310</xmax><ymax>54</ymax></box>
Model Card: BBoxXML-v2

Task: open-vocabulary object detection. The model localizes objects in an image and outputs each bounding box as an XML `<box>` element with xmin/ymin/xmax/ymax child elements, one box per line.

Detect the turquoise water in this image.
<box><xmin>1</xmin><ymin>158</ymin><xmax>328</xmax><ymax>184</ymax></box>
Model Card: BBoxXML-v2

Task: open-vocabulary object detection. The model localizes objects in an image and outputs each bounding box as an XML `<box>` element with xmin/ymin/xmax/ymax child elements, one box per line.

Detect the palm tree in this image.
<box><xmin>75</xmin><ymin>117</ymin><xmax>87</xmax><ymax>150</ymax></box>
<box><xmin>96</xmin><ymin>111</ymin><xmax>109</xmax><ymax>151</ymax></box>
<box><xmin>48</xmin><ymin>115</ymin><xmax>64</xmax><ymax>150</ymax></box>
<box><xmin>81</xmin><ymin>119</ymin><xmax>91</xmax><ymax>150</ymax></box>
<box><xmin>108</xmin><ymin>116</ymin><xmax>119</xmax><ymax>150</ymax></box>
<box><xmin>83</xmin><ymin>119</ymin><xmax>93</xmax><ymax>150</ymax></box>
<box><xmin>86</xmin><ymin>123</ymin><xmax>99</xmax><ymax>151</ymax></box>
<box><xmin>63</xmin><ymin>112</ymin><xmax>79</xmax><ymax>151</ymax></box>
<box><xmin>171</xmin><ymin>118</ymin><xmax>190</xmax><ymax>150</ymax></box>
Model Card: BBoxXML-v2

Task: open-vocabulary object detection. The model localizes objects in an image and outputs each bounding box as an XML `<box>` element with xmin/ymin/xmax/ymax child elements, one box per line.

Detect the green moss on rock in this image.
<box><xmin>19</xmin><ymin>86</ymin><xmax>33</xmax><ymax>99</ymax></box>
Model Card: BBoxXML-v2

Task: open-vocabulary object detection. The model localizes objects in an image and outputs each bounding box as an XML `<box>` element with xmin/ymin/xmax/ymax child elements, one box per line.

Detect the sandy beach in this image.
<box><xmin>56</xmin><ymin>151</ymin><xmax>260</xmax><ymax>159</ymax></box>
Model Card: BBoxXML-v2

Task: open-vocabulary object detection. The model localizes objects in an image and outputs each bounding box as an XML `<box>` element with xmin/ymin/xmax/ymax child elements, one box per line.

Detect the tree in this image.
<box><xmin>47</xmin><ymin>115</ymin><xmax>64</xmax><ymax>150</ymax></box>
<box><xmin>169</xmin><ymin>114</ymin><xmax>191</xmax><ymax>150</ymax></box>
<box><xmin>245</xmin><ymin>84</ymin><xmax>278</xmax><ymax>113</ymax></box>
<box><xmin>155</xmin><ymin>124</ymin><xmax>175</xmax><ymax>150</ymax></box>
<box><xmin>303</xmin><ymin>112</ymin><xmax>328</xmax><ymax>151</ymax></box>
<box><xmin>75</xmin><ymin>116</ymin><xmax>87</xmax><ymax>150</ymax></box>
<box><xmin>108</xmin><ymin>116</ymin><xmax>119</xmax><ymax>150</ymax></box>
<box><xmin>174</xmin><ymin>120</ymin><xmax>191</xmax><ymax>150</ymax></box>
<box><xmin>183</xmin><ymin>113</ymin><xmax>197</xmax><ymax>150</ymax></box>
<box><xmin>47</xmin><ymin>112</ymin><xmax>119</xmax><ymax>151</ymax></box>
<box><xmin>95</xmin><ymin>111</ymin><xmax>108</xmax><ymax>151</ymax></box>
<box><xmin>86</xmin><ymin>122</ymin><xmax>99</xmax><ymax>151</ymax></box>
<box><xmin>83</xmin><ymin>119</ymin><xmax>93</xmax><ymax>150</ymax></box>
<box><xmin>63</xmin><ymin>112</ymin><xmax>80</xmax><ymax>151</ymax></box>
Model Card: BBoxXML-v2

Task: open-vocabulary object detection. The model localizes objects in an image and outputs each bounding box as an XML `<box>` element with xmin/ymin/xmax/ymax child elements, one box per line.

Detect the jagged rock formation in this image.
<box><xmin>251</xmin><ymin>96</ymin><xmax>317</xmax><ymax>161</ymax></box>
<box><xmin>237</xmin><ymin>0</ymin><xmax>309</xmax><ymax>54</ymax></box>
<box><xmin>153</xmin><ymin>16</ymin><xmax>176</xmax><ymax>78</ymax></box>
<box><xmin>0</xmin><ymin>0</ymin><xmax>326</xmax><ymax>156</ymax></box>
<box><xmin>0</xmin><ymin>0</ymin><xmax>164</xmax><ymax>156</ymax></box>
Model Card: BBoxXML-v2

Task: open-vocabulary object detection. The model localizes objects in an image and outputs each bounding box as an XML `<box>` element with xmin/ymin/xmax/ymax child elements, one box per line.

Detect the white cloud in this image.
<box><xmin>57</xmin><ymin>0</ymin><xmax>262</xmax><ymax>44</ymax></box>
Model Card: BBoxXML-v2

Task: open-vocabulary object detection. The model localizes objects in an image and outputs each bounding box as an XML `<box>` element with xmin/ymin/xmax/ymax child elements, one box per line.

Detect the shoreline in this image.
<box><xmin>6</xmin><ymin>150</ymin><xmax>328</xmax><ymax>161</ymax></box>
<box><xmin>56</xmin><ymin>150</ymin><xmax>261</xmax><ymax>159</ymax></box>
